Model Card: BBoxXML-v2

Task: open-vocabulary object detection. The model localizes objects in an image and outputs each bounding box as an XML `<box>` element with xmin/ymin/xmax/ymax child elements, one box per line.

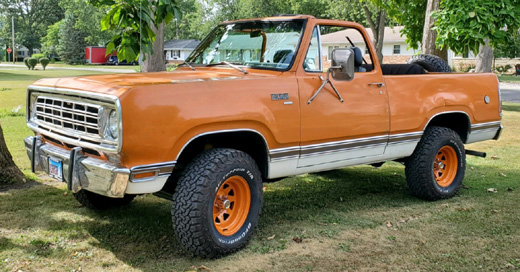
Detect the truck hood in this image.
<box><xmin>30</xmin><ymin>68</ymin><xmax>283</xmax><ymax>97</ymax></box>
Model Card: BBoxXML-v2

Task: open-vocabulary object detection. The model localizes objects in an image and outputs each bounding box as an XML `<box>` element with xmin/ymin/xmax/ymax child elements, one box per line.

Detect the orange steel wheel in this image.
<box><xmin>213</xmin><ymin>176</ymin><xmax>251</xmax><ymax>236</ymax></box>
<box><xmin>433</xmin><ymin>145</ymin><xmax>458</xmax><ymax>187</ymax></box>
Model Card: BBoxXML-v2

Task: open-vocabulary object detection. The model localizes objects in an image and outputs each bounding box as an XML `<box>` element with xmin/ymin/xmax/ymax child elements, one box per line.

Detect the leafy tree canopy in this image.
<box><xmin>434</xmin><ymin>0</ymin><xmax>520</xmax><ymax>55</ymax></box>
<box><xmin>90</xmin><ymin>0</ymin><xmax>181</xmax><ymax>62</ymax></box>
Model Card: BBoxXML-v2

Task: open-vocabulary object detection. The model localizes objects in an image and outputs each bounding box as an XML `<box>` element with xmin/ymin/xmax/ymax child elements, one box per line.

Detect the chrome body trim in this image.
<box><xmin>176</xmin><ymin>129</ymin><xmax>271</xmax><ymax>162</ymax></box>
<box><xmin>467</xmin><ymin>121</ymin><xmax>502</xmax><ymax>144</ymax></box>
<box><xmin>470</xmin><ymin>121</ymin><xmax>501</xmax><ymax>131</ymax></box>
<box><xmin>130</xmin><ymin>161</ymin><xmax>176</xmax><ymax>182</ymax></box>
<box><xmin>25</xmin><ymin>136</ymin><xmax>129</xmax><ymax>198</ymax></box>
<box><xmin>26</xmin><ymin>86</ymin><xmax>123</xmax><ymax>153</ymax></box>
<box><xmin>270</xmin><ymin>146</ymin><xmax>300</xmax><ymax>162</ymax></box>
<box><xmin>300</xmin><ymin>135</ymin><xmax>388</xmax><ymax>158</ymax></box>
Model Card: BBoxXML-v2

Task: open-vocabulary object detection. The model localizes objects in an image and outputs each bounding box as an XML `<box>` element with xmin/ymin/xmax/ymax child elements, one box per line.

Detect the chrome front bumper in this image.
<box><xmin>24</xmin><ymin>136</ymin><xmax>129</xmax><ymax>198</ymax></box>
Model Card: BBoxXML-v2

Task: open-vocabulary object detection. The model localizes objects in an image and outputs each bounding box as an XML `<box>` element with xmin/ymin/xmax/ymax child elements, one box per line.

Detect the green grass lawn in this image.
<box><xmin>1</xmin><ymin>68</ymin><xmax>520</xmax><ymax>271</ymax></box>
<box><xmin>498</xmin><ymin>75</ymin><xmax>520</xmax><ymax>83</ymax></box>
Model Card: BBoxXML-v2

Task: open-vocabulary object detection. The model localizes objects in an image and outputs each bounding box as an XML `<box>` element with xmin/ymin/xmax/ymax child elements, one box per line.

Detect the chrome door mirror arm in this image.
<box><xmin>307</xmin><ymin>66</ymin><xmax>344</xmax><ymax>105</ymax></box>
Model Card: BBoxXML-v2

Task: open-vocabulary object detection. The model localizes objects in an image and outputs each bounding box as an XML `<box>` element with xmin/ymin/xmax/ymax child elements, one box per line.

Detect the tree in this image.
<box><xmin>0</xmin><ymin>124</ymin><xmax>24</xmax><ymax>184</ymax></box>
<box><xmin>363</xmin><ymin>1</ymin><xmax>388</xmax><ymax>62</ymax></box>
<box><xmin>41</xmin><ymin>21</ymin><xmax>63</xmax><ymax>58</ymax></box>
<box><xmin>0</xmin><ymin>0</ymin><xmax>64</xmax><ymax>56</ymax></box>
<box><xmin>59</xmin><ymin>0</ymin><xmax>114</xmax><ymax>46</ymax></box>
<box><xmin>57</xmin><ymin>12</ymin><xmax>87</xmax><ymax>64</ymax></box>
<box><xmin>434</xmin><ymin>0</ymin><xmax>520</xmax><ymax>72</ymax></box>
<box><xmin>421</xmin><ymin>0</ymin><xmax>447</xmax><ymax>61</ymax></box>
<box><xmin>494</xmin><ymin>30</ymin><xmax>520</xmax><ymax>59</ymax></box>
<box><xmin>90</xmin><ymin>0</ymin><xmax>181</xmax><ymax>72</ymax></box>
<box><xmin>165</xmin><ymin>0</ymin><xmax>215</xmax><ymax>41</ymax></box>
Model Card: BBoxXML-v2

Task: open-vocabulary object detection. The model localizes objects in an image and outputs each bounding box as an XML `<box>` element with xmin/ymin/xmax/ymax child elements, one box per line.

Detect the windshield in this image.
<box><xmin>186</xmin><ymin>20</ymin><xmax>305</xmax><ymax>70</ymax></box>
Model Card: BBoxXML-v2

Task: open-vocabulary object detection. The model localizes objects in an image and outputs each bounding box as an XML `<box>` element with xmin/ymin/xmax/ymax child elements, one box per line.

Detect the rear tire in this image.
<box><xmin>405</xmin><ymin>126</ymin><xmax>466</xmax><ymax>200</ymax></box>
<box><xmin>172</xmin><ymin>148</ymin><xmax>263</xmax><ymax>258</ymax></box>
<box><xmin>73</xmin><ymin>190</ymin><xmax>136</xmax><ymax>209</ymax></box>
<box><xmin>407</xmin><ymin>54</ymin><xmax>452</xmax><ymax>73</ymax></box>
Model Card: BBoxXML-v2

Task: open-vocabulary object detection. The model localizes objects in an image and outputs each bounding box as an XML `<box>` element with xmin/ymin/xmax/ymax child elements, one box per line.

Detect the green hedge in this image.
<box><xmin>40</xmin><ymin>58</ymin><xmax>50</xmax><ymax>70</ymax></box>
<box><xmin>27</xmin><ymin>58</ymin><xmax>37</xmax><ymax>70</ymax></box>
<box><xmin>23</xmin><ymin>57</ymin><xmax>30</xmax><ymax>70</ymax></box>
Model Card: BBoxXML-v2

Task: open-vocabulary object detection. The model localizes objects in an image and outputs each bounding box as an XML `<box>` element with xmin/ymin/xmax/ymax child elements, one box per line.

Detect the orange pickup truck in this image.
<box><xmin>24</xmin><ymin>15</ymin><xmax>502</xmax><ymax>257</ymax></box>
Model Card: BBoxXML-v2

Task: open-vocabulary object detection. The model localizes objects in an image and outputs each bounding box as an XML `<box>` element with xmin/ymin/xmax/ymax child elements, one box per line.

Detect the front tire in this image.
<box><xmin>73</xmin><ymin>190</ymin><xmax>136</xmax><ymax>209</ymax></box>
<box><xmin>172</xmin><ymin>148</ymin><xmax>263</xmax><ymax>258</ymax></box>
<box><xmin>405</xmin><ymin>126</ymin><xmax>466</xmax><ymax>200</ymax></box>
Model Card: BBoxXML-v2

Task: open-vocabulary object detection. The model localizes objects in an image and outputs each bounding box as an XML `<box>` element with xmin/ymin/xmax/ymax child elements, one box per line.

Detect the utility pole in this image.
<box><xmin>12</xmin><ymin>16</ymin><xmax>15</xmax><ymax>64</ymax></box>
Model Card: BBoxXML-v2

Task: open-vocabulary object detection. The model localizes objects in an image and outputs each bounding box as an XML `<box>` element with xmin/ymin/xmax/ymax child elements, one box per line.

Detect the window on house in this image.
<box><xmin>393</xmin><ymin>45</ymin><xmax>401</xmax><ymax>55</ymax></box>
<box><xmin>365</xmin><ymin>47</ymin><xmax>369</xmax><ymax>54</ymax></box>
<box><xmin>328</xmin><ymin>46</ymin><xmax>339</xmax><ymax>60</ymax></box>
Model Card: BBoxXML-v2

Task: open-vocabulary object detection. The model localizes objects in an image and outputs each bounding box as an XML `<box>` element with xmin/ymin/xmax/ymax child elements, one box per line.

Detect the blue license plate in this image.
<box><xmin>48</xmin><ymin>157</ymin><xmax>63</xmax><ymax>181</ymax></box>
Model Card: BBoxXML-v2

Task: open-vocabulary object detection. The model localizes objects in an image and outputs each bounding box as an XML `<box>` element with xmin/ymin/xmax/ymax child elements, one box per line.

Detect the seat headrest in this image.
<box><xmin>350</xmin><ymin>47</ymin><xmax>363</xmax><ymax>67</ymax></box>
<box><xmin>273</xmin><ymin>50</ymin><xmax>294</xmax><ymax>63</ymax></box>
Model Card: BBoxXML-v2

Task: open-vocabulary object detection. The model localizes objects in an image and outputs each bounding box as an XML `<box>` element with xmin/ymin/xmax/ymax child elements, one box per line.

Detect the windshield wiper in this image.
<box><xmin>206</xmin><ymin>61</ymin><xmax>248</xmax><ymax>74</ymax></box>
<box><xmin>178</xmin><ymin>61</ymin><xmax>195</xmax><ymax>71</ymax></box>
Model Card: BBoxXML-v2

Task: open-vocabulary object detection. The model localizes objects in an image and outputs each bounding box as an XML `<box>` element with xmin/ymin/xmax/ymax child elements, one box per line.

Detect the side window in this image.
<box><xmin>314</xmin><ymin>25</ymin><xmax>375</xmax><ymax>72</ymax></box>
<box><xmin>303</xmin><ymin>27</ymin><xmax>321</xmax><ymax>72</ymax></box>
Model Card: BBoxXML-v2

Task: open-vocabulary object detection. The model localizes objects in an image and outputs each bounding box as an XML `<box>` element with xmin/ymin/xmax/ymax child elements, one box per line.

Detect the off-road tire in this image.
<box><xmin>405</xmin><ymin>126</ymin><xmax>466</xmax><ymax>200</ymax></box>
<box><xmin>407</xmin><ymin>54</ymin><xmax>452</xmax><ymax>73</ymax></box>
<box><xmin>73</xmin><ymin>190</ymin><xmax>136</xmax><ymax>209</ymax></box>
<box><xmin>172</xmin><ymin>148</ymin><xmax>263</xmax><ymax>258</ymax></box>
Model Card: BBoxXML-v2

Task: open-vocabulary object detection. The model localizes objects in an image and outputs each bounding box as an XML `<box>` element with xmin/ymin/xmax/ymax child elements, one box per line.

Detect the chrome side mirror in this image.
<box><xmin>331</xmin><ymin>48</ymin><xmax>355</xmax><ymax>81</ymax></box>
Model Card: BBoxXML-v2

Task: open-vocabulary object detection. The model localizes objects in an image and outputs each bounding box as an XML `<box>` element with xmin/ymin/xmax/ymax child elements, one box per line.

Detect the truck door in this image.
<box><xmin>297</xmin><ymin>24</ymin><xmax>389</xmax><ymax>167</ymax></box>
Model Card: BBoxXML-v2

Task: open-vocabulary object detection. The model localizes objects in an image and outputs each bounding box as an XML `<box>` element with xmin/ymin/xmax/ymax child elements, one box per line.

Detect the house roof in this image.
<box><xmin>164</xmin><ymin>39</ymin><xmax>200</xmax><ymax>50</ymax></box>
<box><xmin>321</xmin><ymin>26</ymin><xmax>406</xmax><ymax>44</ymax></box>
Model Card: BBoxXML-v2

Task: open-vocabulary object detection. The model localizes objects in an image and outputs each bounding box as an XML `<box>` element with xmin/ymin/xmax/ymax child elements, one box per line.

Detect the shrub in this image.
<box><xmin>40</xmin><ymin>58</ymin><xmax>50</xmax><ymax>70</ymax></box>
<box><xmin>27</xmin><ymin>58</ymin><xmax>38</xmax><ymax>70</ymax></box>
<box><xmin>23</xmin><ymin>57</ymin><xmax>31</xmax><ymax>70</ymax></box>
<box><xmin>32</xmin><ymin>53</ymin><xmax>45</xmax><ymax>61</ymax></box>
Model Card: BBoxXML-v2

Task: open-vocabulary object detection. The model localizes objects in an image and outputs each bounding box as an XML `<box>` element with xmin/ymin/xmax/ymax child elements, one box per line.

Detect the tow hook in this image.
<box><xmin>465</xmin><ymin>149</ymin><xmax>486</xmax><ymax>158</ymax></box>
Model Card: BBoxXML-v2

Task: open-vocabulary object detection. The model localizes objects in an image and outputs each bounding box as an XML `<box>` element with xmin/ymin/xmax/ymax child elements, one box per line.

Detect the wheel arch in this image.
<box><xmin>424</xmin><ymin>111</ymin><xmax>471</xmax><ymax>143</ymax></box>
<box><xmin>176</xmin><ymin>129</ymin><xmax>270</xmax><ymax>176</ymax></box>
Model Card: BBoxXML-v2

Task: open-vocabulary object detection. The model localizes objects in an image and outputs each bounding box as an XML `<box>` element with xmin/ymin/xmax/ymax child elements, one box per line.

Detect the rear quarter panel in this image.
<box><xmin>385</xmin><ymin>73</ymin><xmax>500</xmax><ymax>134</ymax></box>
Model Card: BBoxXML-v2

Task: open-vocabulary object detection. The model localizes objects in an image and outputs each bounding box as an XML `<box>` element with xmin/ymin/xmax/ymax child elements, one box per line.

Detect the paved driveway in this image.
<box><xmin>500</xmin><ymin>82</ymin><xmax>520</xmax><ymax>103</ymax></box>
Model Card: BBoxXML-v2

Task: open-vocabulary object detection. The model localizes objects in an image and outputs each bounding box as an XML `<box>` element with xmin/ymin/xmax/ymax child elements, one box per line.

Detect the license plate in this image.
<box><xmin>48</xmin><ymin>157</ymin><xmax>63</xmax><ymax>181</ymax></box>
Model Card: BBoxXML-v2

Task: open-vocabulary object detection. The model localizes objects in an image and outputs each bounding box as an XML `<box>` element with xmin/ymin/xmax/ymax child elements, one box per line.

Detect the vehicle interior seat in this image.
<box><xmin>273</xmin><ymin>49</ymin><xmax>294</xmax><ymax>66</ymax></box>
<box><xmin>349</xmin><ymin>47</ymin><xmax>366</xmax><ymax>72</ymax></box>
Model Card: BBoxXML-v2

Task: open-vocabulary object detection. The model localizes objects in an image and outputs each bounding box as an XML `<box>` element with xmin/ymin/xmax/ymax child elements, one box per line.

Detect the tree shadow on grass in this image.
<box><xmin>503</xmin><ymin>103</ymin><xmax>520</xmax><ymax>113</ymax></box>
<box><xmin>0</xmin><ymin>70</ymin><xmax>44</xmax><ymax>82</ymax></box>
<box><xmin>0</xmin><ymin>163</ymin><xmax>483</xmax><ymax>271</ymax></box>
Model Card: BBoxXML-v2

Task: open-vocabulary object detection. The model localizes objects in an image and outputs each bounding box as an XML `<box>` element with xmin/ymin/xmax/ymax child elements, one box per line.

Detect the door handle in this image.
<box><xmin>368</xmin><ymin>82</ymin><xmax>385</xmax><ymax>88</ymax></box>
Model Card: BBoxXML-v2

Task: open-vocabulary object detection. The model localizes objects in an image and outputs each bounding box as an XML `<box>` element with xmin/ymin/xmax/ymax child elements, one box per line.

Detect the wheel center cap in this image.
<box><xmin>223</xmin><ymin>199</ymin><xmax>231</xmax><ymax>209</ymax></box>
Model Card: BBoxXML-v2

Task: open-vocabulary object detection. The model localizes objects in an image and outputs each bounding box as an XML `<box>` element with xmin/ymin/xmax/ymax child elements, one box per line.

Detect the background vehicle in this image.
<box><xmin>105</xmin><ymin>55</ymin><xmax>137</xmax><ymax>65</ymax></box>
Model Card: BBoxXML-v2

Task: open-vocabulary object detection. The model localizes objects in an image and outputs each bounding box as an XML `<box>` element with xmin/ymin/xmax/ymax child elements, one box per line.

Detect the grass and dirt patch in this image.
<box><xmin>1</xmin><ymin>68</ymin><xmax>519</xmax><ymax>271</ymax></box>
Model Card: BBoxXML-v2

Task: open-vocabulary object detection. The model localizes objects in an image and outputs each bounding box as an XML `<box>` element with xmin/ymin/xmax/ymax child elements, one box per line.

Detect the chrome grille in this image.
<box><xmin>35</xmin><ymin>96</ymin><xmax>102</xmax><ymax>136</ymax></box>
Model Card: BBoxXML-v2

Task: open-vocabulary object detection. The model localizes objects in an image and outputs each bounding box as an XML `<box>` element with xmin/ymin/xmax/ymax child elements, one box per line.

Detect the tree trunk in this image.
<box><xmin>421</xmin><ymin>0</ymin><xmax>448</xmax><ymax>61</ymax></box>
<box><xmin>28</xmin><ymin>46</ymin><xmax>34</xmax><ymax>57</ymax></box>
<box><xmin>0</xmin><ymin>124</ymin><xmax>25</xmax><ymax>184</ymax></box>
<box><xmin>475</xmin><ymin>39</ymin><xmax>493</xmax><ymax>73</ymax></box>
<box><xmin>142</xmin><ymin>23</ymin><xmax>166</xmax><ymax>72</ymax></box>
<box><xmin>363</xmin><ymin>4</ymin><xmax>386</xmax><ymax>63</ymax></box>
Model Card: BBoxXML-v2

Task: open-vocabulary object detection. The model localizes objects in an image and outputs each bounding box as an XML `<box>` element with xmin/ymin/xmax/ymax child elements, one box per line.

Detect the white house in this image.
<box><xmin>164</xmin><ymin>39</ymin><xmax>200</xmax><ymax>61</ymax></box>
<box><xmin>321</xmin><ymin>26</ymin><xmax>419</xmax><ymax>64</ymax></box>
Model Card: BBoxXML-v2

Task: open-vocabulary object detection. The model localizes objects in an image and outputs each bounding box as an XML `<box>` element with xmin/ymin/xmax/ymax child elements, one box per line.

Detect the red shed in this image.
<box><xmin>85</xmin><ymin>46</ymin><xmax>110</xmax><ymax>64</ymax></box>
